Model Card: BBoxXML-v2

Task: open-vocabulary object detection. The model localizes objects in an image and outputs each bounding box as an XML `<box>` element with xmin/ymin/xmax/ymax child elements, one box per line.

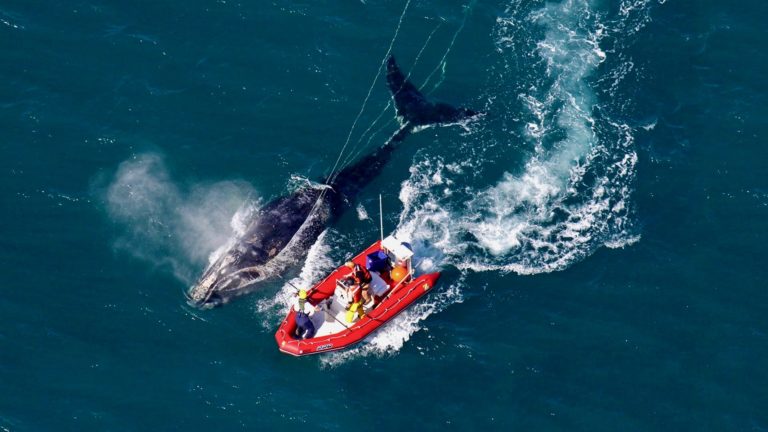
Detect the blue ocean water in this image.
<box><xmin>2</xmin><ymin>0</ymin><xmax>767</xmax><ymax>430</ymax></box>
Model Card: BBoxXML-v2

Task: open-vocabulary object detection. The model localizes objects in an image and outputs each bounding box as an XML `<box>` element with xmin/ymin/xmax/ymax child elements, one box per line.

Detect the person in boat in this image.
<box><xmin>344</xmin><ymin>261</ymin><xmax>373</xmax><ymax>307</ymax></box>
<box><xmin>292</xmin><ymin>289</ymin><xmax>316</xmax><ymax>339</ymax></box>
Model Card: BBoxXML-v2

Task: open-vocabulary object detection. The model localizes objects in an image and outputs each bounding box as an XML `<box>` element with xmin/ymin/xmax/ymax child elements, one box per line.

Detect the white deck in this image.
<box><xmin>311</xmin><ymin>290</ymin><xmax>354</xmax><ymax>337</ymax></box>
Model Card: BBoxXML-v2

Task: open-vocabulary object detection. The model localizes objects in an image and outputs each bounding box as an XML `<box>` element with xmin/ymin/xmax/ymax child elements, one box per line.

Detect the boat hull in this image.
<box><xmin>274</xmin><ymin>241</ymin><xmax>440</xmax><ymax>357</ymax></box>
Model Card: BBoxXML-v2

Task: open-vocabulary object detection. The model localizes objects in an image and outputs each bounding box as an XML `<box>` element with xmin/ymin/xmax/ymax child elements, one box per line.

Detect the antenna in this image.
<box><xmin>379</xmin><ymin>194</ymin><xmax>384</xmax><ymax>241</ymax></box>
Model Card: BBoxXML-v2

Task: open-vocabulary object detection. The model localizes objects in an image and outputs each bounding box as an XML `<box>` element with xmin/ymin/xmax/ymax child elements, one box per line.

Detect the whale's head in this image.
<box><xmin>187</xmin><ymin>247</ymin><xmax>267</xmax><ymax>308</ymax></box>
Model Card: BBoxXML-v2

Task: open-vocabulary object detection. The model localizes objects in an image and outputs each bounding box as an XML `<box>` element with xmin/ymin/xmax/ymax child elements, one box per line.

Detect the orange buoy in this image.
<box><xmin>390</xmin><ymin>265</ymin><xmax>408</xmax><ymax>283</ymax></box>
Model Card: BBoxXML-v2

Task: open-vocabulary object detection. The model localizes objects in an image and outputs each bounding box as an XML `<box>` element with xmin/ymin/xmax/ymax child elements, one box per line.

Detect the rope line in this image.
<box><xmin>334</xmin><ymin>21</ymin><xmax>444</xmax><ymax>177</ymax></box>
<box><xmin>333</xmin><ymin>2</ymin><xmax>475</xmax><ymax>179</ymax></box>
<box><xmin>307</xmin><ymin>0</ymin><xmax>475</xmax><ymax>222</ymax></box>
<box><xmin>306</xmin><ymin>0</ymin><xmax>413</xmax><ymax>219</ymax></box>
<box><xmin>324</xmin><ymin>0</ymin><xmax>412</xmax><ymax>186</ymax></box>
<box><xmin>344</xmin><ymin>21</ymin><xmax>443</xmax><ymax>156</ymax></box>
<box><xmin>422</xmin><ymin>0</ymin><xmax>475</xmax><ymax>94</ymax></box>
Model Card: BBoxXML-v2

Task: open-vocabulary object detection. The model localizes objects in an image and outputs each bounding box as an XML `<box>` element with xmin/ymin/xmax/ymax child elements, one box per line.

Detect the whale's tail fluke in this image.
<box><xmin>325</xmin><ymin>55</ymin><xmax>481</xmax><ymax>204</ymax></box>
<box><xmin>386</xmin><ymin>55</ymin><xmax>480</xmax><ymax>128</ymax></box>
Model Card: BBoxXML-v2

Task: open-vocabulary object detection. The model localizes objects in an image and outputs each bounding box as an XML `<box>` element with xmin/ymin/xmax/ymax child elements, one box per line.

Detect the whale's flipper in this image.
<box><xmin>386</xmin><ymin>55</ymin><xmax>479</xmax><ymax>127</ymax></box>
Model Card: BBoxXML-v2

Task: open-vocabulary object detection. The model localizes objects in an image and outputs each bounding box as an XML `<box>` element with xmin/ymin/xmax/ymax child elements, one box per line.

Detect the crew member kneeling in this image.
<box><xmin>345</xmin><ymin>261</ymin><xmax>373</xmax><ymax>305</ymax></box>
<box><xmin>292</xmin><ymin>289</ymin><xmax>316</xmax><ymax>339</ymax></box>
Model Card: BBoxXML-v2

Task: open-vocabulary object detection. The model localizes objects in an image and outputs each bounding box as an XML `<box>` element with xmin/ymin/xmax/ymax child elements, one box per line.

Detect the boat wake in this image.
<box><xmin>253</xmin><ymin>230</ymin><xmax>336</xmax><ymax>329</ymax></box>
<box><xmin>398</xmin><ymin>0</ymin><xmax>654</xmax><ymax>275</ymax></box>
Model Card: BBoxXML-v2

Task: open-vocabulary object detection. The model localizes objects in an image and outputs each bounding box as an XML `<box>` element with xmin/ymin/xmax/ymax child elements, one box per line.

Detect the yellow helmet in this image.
<box><xmin>345</xmin><ymin>261</ymin><xmax>355</xmax><ymax>269</ymax></box>
<box><xmin>298</xmin><ymin>289</ymin><xmax>308</xmax><ymax>300</ymax></box>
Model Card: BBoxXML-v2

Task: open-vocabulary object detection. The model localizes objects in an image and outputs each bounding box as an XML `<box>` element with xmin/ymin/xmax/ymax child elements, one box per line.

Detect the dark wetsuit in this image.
<box><xmin>293</xmin><ymin>298</ymin><xmax>316</xmax><ymax>339</ymax></box>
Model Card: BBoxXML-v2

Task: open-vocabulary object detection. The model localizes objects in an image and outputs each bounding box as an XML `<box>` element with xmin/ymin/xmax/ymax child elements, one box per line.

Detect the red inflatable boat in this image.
<box><xmin>275</xmin><ymin>236</ymin><xmax>440</xmax><ymax>356</ymax></box>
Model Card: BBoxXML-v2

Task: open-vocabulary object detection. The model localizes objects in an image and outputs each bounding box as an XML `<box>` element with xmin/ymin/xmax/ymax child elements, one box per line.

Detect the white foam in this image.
<box><xmin>640</xmin><ymin>119</ymin><xmax>657</xmax><ymax>131</ymax></box>
<box><xmin>391</xmin><ymin>0</ymin><xmax>642</xmax><ymax>276</ymax></box>
<box><xmin>253</xmin><ymin>230</ymin><xmax>334</xmax><ymax>329</ymax></box>
<box><xmin>356</xmin><ymin>203</ymin><xmax>369</xmax><ymax>220</ymax></box>
<box><xmin>0</xmin><ymin>10</ymin><xmax>25</xmax><ymax>30</ymax></box>
<box><xmin>616</xmin><ymin>0</ymin><xmax>664</xmax><ymax>36</ymax></box>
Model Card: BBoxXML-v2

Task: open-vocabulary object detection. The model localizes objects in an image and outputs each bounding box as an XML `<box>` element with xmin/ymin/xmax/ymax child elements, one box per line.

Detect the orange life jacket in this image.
<box><xmin>352</xmin><ymin>264</ymin><xmax>372</xmax><ymax>284</ymax></box>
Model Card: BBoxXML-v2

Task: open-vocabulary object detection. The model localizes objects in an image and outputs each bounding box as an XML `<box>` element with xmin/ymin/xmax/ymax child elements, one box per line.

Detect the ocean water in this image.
<box><xmin>2</xmin><ymin>0</ymin><xmax>767</xmax><ymax>430</ymax></box>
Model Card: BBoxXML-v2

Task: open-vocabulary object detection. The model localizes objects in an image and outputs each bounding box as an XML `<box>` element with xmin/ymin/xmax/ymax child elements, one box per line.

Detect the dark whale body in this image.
<box><xmin>188</xmin><ymin>56</ymin><xmax>479</xmax><ymax>307</ymax></box>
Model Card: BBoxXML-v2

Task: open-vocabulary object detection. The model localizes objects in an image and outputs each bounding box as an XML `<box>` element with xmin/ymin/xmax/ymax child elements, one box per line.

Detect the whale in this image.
<box><xmin>187</xmin><ymin>55</ymin><xmax>479</xmax><ymax>307</ymax></box>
